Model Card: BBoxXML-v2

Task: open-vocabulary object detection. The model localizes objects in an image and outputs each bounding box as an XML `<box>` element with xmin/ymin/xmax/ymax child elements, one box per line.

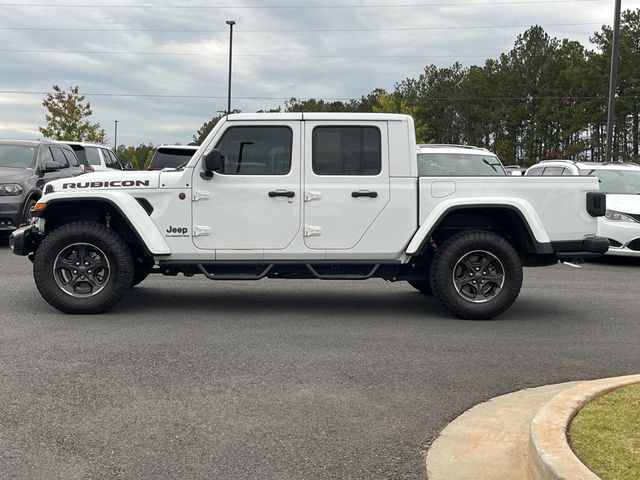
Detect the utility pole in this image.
<box><xmin>226</xmin><ymin>20</ymin><xmax>236</xmax><ymax>115</ymax></box>
<box><xmin>605</xmin><ymin>0</ymin><xmax>622</xmax><ymax>162</ymax></box>
<box><xmin>114</xmin><ymin>120</ymin><xmax>119</xmax><ymax>150</ymax></box>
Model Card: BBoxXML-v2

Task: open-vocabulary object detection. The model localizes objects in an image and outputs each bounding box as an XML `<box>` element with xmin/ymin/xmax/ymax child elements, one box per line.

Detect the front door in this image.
<box><xmin>303</xmin><ymin>121</ymin><xmax>390</xmax><ymax>250</ymax></box>
<box><xmin>191</xmin><ymin>122</ymin><xmax>301</xmax><ymax>250</ymax></box>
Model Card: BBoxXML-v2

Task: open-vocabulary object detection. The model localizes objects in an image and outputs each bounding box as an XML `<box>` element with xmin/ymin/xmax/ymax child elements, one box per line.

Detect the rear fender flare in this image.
<box><xmin>405</xmin><ymin>198</ymin><xmax>551</xmax><ymax>255</ymax></box>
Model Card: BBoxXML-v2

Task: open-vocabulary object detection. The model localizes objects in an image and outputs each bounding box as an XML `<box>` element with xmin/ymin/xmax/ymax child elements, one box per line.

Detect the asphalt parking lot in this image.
<box><xmin>0</xmin><ymin>240</ymin><xmax>639</xmax><ymax>480</ymax></box>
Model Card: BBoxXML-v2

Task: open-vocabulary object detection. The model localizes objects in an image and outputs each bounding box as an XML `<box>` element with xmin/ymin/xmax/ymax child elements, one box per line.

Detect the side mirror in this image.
<box><xmin>201</xmin><ymin>149</ymin><xmax>223</xmax><ymax>178</ymax></box>
<box><xmin>42</xmin><ymin>162</ymin><xmax>61</xmax><ymax>172</ymax></box>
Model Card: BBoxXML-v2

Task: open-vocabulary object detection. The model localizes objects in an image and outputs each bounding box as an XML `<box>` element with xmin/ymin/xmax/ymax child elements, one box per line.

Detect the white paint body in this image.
<box><xmin>38</xmin><ymin>113</ymin><xmax>601</xmax><ymax>262</ymax></box>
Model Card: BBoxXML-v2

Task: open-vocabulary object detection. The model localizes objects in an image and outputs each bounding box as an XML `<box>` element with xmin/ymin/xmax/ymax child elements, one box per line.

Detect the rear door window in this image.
<box><xmin>62</xmin><ymin>149</ymin><xmax>79</xmax><ymax>167</ymax></box>
<box><xmin>50</xmin><ymin>147</ymin><xmax>69</xmax><ymax>168</ymax></box>
<box><xmin>312</xmin><ymin>126</ymin><xmax>381</xmax><ymax>176</ymax></box>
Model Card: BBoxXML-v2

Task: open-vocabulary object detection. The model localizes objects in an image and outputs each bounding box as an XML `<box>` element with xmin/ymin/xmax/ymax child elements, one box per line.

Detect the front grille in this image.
<box><xmin>627</xmin><ymin>239</ymin><xmax>640</xmax><ymax>251</ymax></box>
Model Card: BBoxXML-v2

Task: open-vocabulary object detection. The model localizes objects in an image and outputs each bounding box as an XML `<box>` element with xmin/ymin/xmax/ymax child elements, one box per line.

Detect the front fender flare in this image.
<box><xmin>36</xmin><ymin>191</ymin><xmax>171</xmax><ymax>256</ymax></box>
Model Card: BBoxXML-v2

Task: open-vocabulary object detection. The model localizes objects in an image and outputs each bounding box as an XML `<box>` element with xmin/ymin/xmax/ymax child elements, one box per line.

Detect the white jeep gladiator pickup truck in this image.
<box><xmin>10</xmin><ymin>113</ymin><xmax>608</xmax><ymax>319</ymax></box>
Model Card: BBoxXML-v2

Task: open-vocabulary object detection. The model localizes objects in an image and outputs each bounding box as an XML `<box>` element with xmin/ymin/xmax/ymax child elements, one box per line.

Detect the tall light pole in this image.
<box><xmin>114</xmin><ymin>120</ymin><xmax>119</xmax><ymax>149</ymax></box>
<box><xmin>605</xmin><ymin>0</ymin><xmax>622</xmax><ymax>162</ymax></box>
<box><xmin>226</xmin><ymin>20</ymin><xmax>236</xmax><ymax>115</ymax></box>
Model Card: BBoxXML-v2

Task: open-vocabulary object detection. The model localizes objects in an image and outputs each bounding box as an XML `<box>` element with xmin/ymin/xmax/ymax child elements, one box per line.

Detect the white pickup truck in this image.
<box><xmin>10</xmin><ymin>113</ymin><xmax>608</xmax><ymax>319</ymax></box>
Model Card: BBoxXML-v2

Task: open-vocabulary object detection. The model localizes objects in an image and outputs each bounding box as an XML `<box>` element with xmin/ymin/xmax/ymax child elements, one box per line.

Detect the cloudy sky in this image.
<box><xmin>0</xmin><ymin>0</ymin><xmax>637</xmax><ymax>146</ymax></box>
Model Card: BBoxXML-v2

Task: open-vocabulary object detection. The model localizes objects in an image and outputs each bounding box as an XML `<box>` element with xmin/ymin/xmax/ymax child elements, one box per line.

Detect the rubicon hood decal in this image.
<box><xmin>62</xmin><ymin>179</ymin><xmax>150</xmax><ymax>189</ymax></box>
<box><xmin>45</xmin><ymin>171</ymin><xmax>160</xmax><ymax>192</ymax></box>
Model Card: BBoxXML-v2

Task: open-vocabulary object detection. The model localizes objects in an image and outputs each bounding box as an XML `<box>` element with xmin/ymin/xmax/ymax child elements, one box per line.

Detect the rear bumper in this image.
<box><xmin>9</xmin><ymin>225</ymin><xmax>41</xmax><ymax>256</ymax></box>
<box><xmin>552</xmin><ymin>236</ymin><xmax>610</xmax><ymax>259</ymax></box>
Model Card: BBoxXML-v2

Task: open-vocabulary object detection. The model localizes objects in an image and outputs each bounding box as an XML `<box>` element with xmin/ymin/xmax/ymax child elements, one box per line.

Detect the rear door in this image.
<box><xmin>303</xmin><ymin>121</ymin><xmax>390</xmax><ymax>249</ymax></box>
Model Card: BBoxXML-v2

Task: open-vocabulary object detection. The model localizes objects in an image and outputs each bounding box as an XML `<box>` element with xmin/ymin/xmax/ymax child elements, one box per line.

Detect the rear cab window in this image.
<box><xmin>417</xmin><ymin>152</ymin><xmax>506</xmax><ymax>176</ymax></box>
<box><xmin>85</xmin><ymin>147</ymin><xmax>102</xmax><ymax>166</ymax></box>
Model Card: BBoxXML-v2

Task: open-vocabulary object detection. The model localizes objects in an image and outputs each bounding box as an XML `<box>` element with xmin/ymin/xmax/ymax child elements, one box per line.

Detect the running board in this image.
<box><xmin>304</xmin><ymin>264</ymin><xmax>380</xmax><ymax>280</ymax></box>
<box><xmin>197</xmin><ymin>264</ymin><xmax>273</xmax><ymax>280</ymax></box>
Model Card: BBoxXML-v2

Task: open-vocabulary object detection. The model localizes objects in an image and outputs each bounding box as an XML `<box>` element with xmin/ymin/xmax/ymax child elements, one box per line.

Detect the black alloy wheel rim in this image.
<box><xmin>53</xmin><ymin>243</ymin><xmax>111</xmax><ymax>297</ymax></box>
<box><xmin>452</xmin><ymin>250</ymin><xmax>505</xmax><ymax>303</ymax></box>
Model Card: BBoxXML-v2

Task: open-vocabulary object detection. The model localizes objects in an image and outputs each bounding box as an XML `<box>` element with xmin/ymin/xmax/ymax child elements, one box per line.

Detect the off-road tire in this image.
<box><xmin>430</xmin><ymin>230</ymin><xmax>523</xmax><ymax>320</ymax></box>
<box><xmin>131</xmin><ymin>257</ymin><xmax>154</xmax><ymax>287</ymax></box>
<box><xmin>33</xmin><ymin>222</ymin><xmax>134</xmax><ymax>314</ymax></box>
<box><xmin>408</xmin><ymin>280</ymin><xmax>433</xmax><ymax>295</ymax></box>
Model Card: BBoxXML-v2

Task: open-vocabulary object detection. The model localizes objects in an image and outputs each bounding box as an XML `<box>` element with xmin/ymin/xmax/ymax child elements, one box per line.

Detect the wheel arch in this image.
<box><xmin>407</xmin><ymin>203</ymin><xmax>553</xmax><ymax>257</ymax></box>
<box><xmin>35</xmin><ymin>193</ymin><xmax>170</xmax><ymax>256</ymax></box>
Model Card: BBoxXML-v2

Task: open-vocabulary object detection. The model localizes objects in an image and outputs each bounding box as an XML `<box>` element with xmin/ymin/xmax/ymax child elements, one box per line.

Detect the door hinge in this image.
<box><xmin>193</xmin><ymin>191</ymin><xmax>210</xmax><ymax>202</ymax></box>
<box><xmin>193</xmin><ymin>226</ymin><xmax>211</xmax><ymax>237</ymax></box>
<box><xmin>304</xmin><ymin>191</ymin><xmax>322</xmax><ymax>202</ymax></box>
<box><xmin>304</xmin><ymin>226</ymin><xmax>322</xmax><ymax>237</ymax></box>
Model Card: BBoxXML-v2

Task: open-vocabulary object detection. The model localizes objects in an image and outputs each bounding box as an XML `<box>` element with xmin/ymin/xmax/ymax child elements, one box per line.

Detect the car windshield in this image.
<box><xmin>417</xmin><ymin>152</ymin><xmax>506</xmax><ymax>176</ymax></box>
<box><xmin>0</xmin><ymin>144</ymin><xmax>37</xmax><ymax>169</ymax></box>
<box><xmin>582</xmin><ymin>169</ymin><xmax>640</xmax><ymax>194</ymax></box>
<box><xmin>150</xmin><ymin>149</ymin><xmax>196</xmax><ymax>169</ymax></box>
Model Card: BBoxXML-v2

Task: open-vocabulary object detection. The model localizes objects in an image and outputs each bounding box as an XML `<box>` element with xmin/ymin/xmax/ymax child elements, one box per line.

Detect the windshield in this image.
<box><xmin>0</xmin><ymin>144</ymin><xmax>37</xmax><ymax>169</ymax></box>
<box><xmin>417</xmin><ymin>153</ymin><xmax>506</xmax><ymax>176</ymax></box>
<box><xmin>582</xmin><ymin>169</ymin><xmax>640</xmax><ymax>194</ymax></box>
<box><xmin>150</xmin><ymin>149</ymin><xmax>196</xmax><ymax>169</ymax></box>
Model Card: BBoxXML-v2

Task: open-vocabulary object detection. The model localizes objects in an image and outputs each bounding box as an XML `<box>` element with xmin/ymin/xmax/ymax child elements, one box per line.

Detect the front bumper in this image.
<box><xmin>0</xmin><ymin>198</ymin><xmax>23</xmax><ymax>231</ymax></box>
<box><xmin>552</xmin><ymin>236</ymin><xmax>610</xmax><ymax>259</ymax></box>
<box><xmin>597</xmin><ymin>218</ymin><xmax>640</xmax><ymax>257</ymax></box>
<box><xmin>9</xmin><ymin>225</ymin><xmax>42</xmax><ymax>256</ymax></box>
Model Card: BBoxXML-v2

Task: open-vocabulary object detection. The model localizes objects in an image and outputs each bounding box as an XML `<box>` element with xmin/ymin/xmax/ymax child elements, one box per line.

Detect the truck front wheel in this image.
<box><xmin>33</xmin><ymin>222</ymin><xmax>134</xmax><ymax>314</ymax></box>
<box><xmin>430</xmin><ymin>231</ymin><xmax>523</xmax><ymax>320</ymax></box>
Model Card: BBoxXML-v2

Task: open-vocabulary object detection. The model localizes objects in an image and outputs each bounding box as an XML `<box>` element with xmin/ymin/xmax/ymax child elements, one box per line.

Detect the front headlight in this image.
<box><xmin>604</xmin><ymin>209</ymin><xmax>639</xmax><ymax>223</ymax></box>
<box><xmin>0</xmin><ymin>183</ymin><xmax>23</xmax><ymax>196</ymax></box>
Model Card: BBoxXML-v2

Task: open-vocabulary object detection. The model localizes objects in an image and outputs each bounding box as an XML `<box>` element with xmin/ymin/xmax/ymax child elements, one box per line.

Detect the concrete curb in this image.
<box><xmin>529</xmin><ymin>373</ymin><xmax>640</xmax><ymax>480</ymax></box>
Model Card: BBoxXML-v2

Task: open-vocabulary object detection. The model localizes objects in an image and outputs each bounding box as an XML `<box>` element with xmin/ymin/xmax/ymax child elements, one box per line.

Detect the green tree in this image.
<box><xmin>193</xmin><ymin>110</ymin><xmax>240</xmax><ymax>145</ymax></box>
<box><xmin>39</xmin><ymin>85</ymin><xmax>102</xmax><ymax>142</ymax></box>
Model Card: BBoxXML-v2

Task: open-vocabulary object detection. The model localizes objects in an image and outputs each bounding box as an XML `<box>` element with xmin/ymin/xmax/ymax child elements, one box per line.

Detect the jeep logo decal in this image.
<box><xmin>62</xmin><ymin>180</ymin><xmax>150</xmax><ymax>189</ymax></box>
<box><xmin>165</xmin><ymin>225</ymin><xmax>190</xmax><ymax>238</ymax></box>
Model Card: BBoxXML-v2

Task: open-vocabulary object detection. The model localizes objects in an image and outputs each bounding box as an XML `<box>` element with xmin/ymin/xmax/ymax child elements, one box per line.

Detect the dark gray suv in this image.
<box><xmin>0</xmin><ymin>140</ymin><xmax>84</xmax><ymax>232</ymax></box>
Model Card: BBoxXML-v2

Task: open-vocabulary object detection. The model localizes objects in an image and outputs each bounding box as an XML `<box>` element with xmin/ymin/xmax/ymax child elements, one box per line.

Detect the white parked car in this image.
<box><xmin>65</xmin><ymin>142</ymin><xmax>125</xmax><ymax>172</ymax></box>
<box><xmin>526</xmin><ymin>160</ymin><xmax>640</xmax><ymax>257</ymax></box>
<box><xmin>417</xmin><ymin>144</ymin><xmax>507</xmax><ymax>176</ymax></box>
<box><xmin>10</xmin><ymin>113</ymin><xmax>608</xmax><ymax>319</ymax></box>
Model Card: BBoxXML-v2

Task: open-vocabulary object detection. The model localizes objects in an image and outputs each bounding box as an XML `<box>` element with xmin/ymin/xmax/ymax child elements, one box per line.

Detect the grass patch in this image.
<box><xmin>569</xmin><ymin>384</ymin><xmax>640</xmax><ymax>480</ymax></box>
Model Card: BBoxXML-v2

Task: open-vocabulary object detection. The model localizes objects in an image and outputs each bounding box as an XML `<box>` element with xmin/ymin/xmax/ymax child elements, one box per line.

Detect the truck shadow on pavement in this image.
<box><xmin>117</xmin><ymin>284</ymin><xmax>564</xmax><ymax>321</ymax></box>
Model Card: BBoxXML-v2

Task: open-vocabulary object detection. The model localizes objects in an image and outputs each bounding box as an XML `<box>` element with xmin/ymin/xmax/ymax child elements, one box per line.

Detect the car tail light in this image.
<box><xmin>147</xmin><ymin>166</ymin><xmax>162</xmax><ymax>171</ymax></box>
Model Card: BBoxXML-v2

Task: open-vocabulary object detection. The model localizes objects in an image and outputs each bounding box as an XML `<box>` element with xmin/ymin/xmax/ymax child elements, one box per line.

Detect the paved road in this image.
<box><xmin>0</xmin><ymin>240</ymin><xmax>639</xmax><ymax>480</ymax></box>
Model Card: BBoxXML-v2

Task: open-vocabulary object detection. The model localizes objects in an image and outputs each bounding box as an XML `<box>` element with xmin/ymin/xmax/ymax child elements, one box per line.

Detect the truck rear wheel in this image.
<box><xmin>33</xmin><ymin>222</ymin><xmax>134</xmax><ymax>314</ymax></box>
<box><xmin>430</xmin><ymin>231</ymin><xmax>523</xmax><ymax>320</ymax></box>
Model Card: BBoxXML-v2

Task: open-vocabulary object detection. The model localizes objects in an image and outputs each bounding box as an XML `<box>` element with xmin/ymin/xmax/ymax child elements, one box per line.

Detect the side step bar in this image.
<box><xmin>197</xmin><ymin>264</ymin><xmax>273</xmax><ymax>280</ymax></box>
<box><xmin>304</xmin><ymin>264</ymin><xmax>379</xmax><ymax>280</ymax></box>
